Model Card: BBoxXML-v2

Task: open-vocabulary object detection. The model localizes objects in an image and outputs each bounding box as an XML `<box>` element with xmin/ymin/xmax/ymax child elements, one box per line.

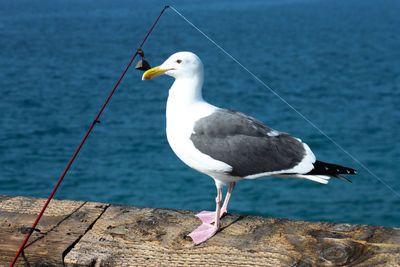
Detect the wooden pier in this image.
<box><xmin>1</xmin><ymin>195</ymin><xmax>399</xmax><ymax>266</ymax></box>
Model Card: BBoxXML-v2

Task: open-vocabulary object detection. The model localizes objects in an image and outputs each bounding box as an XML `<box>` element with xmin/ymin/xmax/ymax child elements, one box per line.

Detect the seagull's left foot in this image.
<box><xmin>188</xmin><ymin>223</ymin><xmax>219</xmax><ymax>245</ymax></box>
<box><xmin>189</xmin><ymin>185</ymin><xmax>229</xmax><ymax>244</ymax></box>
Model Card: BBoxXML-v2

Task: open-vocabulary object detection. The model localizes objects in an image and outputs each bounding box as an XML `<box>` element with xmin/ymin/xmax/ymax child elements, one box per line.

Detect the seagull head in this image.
<box><xmin>142</xmin><ymin>52</ymin><xmax>203</xmax><ymax>80</ymax></box>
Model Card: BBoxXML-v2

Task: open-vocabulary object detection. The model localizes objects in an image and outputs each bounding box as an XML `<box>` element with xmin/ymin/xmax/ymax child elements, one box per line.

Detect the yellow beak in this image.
<box><xmin>142</xmin><ymin>66</ymin><xmax>168</xmax><ymax>80</ymax></box>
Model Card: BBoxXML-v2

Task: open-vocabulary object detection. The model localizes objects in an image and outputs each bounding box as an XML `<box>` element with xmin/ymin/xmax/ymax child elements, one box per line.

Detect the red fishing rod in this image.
<box><xmin>10</xmin><ymin>6</ymin><xmax>169</xmax><ymax>266</ymax></box>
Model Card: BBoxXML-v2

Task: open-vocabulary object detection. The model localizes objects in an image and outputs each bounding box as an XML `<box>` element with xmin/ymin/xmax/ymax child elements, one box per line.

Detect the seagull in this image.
<box><xmin>142</xmin><ymin>51</ymin><xmax>356</xmax><ymax>245</ymax></box>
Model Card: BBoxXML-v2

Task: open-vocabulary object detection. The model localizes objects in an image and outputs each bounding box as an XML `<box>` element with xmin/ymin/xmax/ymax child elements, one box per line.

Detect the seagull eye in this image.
<box><xmin>176</xmin><ymin>59</ymin><xmax>182</xmax><ymax>64</ymax></box>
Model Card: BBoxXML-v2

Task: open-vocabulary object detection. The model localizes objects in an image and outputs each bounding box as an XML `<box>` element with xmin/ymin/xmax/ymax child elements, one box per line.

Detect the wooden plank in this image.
<box><xmin>64</xmin><ymin>204</ymin><xmax>400</xmax><ymax>267</ymax></box>
<box><xmin>0</xmin><ymin>196</ymin><xmax>108</xmax><ymax>266</ymax></box>
<box><xmin>1</xmin><ymin>196</ymin><xmax>399</xmax><ymax>266</ymax></box>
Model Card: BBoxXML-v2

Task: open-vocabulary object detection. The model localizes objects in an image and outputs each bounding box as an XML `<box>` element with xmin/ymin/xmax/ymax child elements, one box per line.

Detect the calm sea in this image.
<box><xmin>1</xmin><ymin>0</ymin><xmax>399</xmax><ymax>227</ymax></box>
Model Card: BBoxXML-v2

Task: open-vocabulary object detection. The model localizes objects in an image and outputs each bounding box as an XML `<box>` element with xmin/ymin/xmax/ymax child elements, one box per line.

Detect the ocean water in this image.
<box><xmin>1</xmin><ymin>0</ymin><xmax>399</xmax><ymax>228</ymax></box>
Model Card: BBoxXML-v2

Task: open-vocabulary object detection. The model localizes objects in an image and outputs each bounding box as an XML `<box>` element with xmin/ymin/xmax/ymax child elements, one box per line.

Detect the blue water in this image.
<box><xmin>1</xmin><ymin>0</ymin><xmax>399</xmax><ymax>228</ymax></box>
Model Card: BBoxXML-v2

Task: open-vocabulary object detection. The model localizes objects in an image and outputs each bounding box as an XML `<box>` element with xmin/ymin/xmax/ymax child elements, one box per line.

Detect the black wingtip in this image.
<box><xmin>345</xmin><ymin>168</ymin><xmax>357</xmax><ymax>175</ymax></box>
<box><xmin>307</xmin><ymin>160</ymin><xmax>357</xmax><ymax>177</ymax></box>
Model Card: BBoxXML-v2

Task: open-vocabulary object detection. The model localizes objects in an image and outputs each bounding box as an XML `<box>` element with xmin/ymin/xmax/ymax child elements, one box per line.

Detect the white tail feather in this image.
<box><xmin>275</xmin><ymin>174</ymin><xmax>331</xmax><ymax>184</ymax></box>
<box><xmin>295</xmin><ymin>175</ymin><xmax>331</xmax><ymax>184</ymax></box>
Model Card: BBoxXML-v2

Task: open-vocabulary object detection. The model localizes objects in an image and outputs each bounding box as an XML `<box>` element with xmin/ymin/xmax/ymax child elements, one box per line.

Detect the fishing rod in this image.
<box><xmin>10</xmin><ymin>5</ymin><xmax>169</xmax><ymax>266</ymax></box>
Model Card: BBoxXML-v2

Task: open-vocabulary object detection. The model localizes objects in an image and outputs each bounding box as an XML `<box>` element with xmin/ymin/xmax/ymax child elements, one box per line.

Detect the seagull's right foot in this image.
<box><xmin>195</xmin><ymin>210</ymin><xmax>226</xmax><ymax>224</ymax></box>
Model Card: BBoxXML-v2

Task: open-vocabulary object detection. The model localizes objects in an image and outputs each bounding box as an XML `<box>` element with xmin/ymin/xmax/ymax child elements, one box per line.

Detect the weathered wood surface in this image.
<box><xmin>1</xmin><ymin>195</ymin><xmax>399</xmax><ymax>266</ymax></box>
<box><xmin>0</xmin><ymin>195</ymin><xmax>108</xmax><ymax>266</ymax></box>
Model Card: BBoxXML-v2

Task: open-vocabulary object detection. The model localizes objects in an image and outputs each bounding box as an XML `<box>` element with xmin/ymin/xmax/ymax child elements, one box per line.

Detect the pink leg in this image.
<box><xmin>188</xmin><ymin>187</ymin><xmax>223</xmax><ymax>245</ymax></box>
<box><xmin>221</xmin><ymin>182</ymin><xmax>235</xmax><ymax>215</ymax></box>
<box><xmin>196</xmin><ymin>182</ymin><xmax>235</xmax><ymax>224</ymax></box>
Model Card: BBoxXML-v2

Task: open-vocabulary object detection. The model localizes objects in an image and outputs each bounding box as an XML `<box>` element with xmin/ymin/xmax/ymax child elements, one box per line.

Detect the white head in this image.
<box><xmin>142</xmin><ymin>52</ymin><xmax>203</xmax><ymax>80</ymax></box>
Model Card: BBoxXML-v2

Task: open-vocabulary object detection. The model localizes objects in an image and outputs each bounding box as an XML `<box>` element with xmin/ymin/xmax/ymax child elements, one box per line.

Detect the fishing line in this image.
<box><xmin>9</xmin><ymin>6</ymin><xmax>169</xmax><ymax>266</ymax></box>
<box><xmin>169</xmin><ymin>6</ymin><xmax>400</xmax><ymax>199</ymax></box>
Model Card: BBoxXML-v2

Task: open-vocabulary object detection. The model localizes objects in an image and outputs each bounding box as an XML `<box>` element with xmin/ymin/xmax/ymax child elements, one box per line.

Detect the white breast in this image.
<box><xmin>166</xmin><ymin>99</ymin><xmax>233</xmax><ymax>178</ymax></box>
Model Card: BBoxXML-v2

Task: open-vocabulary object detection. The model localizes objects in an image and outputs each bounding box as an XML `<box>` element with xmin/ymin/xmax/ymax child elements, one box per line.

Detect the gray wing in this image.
<box><xmin>190</xmin><ymin>109</ymin><xmax>306</xmax><ymax>177</ymax></box>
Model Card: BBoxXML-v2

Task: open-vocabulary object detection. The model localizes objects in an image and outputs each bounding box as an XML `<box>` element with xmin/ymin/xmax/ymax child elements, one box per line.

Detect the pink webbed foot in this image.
<box><xmin>195</xmin><ymin>182</ymin><xmax>235</xmax><ymax>224</ymax></box>
<box><xmin>188</xmin><ymin>223</ymin><xmax>219</xmax><ymax>245</ymax></box>
<box><xmin>195</xmin><ymin>210</ymin><xmax>226</xmax><ymax>224</ymax></box>
<box><xmin>189</xmin><ymin>183</ymin><xmax>235</xmax><ymax>245</ymax></box>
